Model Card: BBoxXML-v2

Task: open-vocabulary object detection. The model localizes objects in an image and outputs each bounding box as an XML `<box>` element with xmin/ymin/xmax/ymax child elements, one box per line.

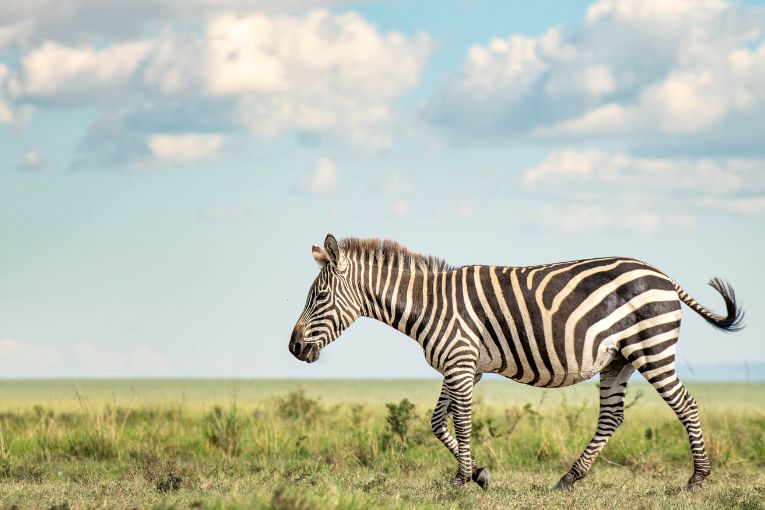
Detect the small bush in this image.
<box><xmin>204</xmin><ymin>404</ymin><xmax>245</xmax><ymax>456</ymax></box>
<box><xmin>276</xmin><ymin>389</ymin><xmax>323</xmax><ymax>424</ymax></box>
<box><xmin>382</xmin><ymin>399</ymin><xmax>415</xmax><ymax>449</ymax></box>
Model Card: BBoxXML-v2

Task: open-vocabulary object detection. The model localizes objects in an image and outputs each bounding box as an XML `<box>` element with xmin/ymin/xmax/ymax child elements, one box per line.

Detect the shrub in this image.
<box><xmin>204</xmin><ymin>404</ymin><xmax>245</xmax><ymax>456</ymax></box>
<box><xmin>382</xmin><ymin>399</ymin><xmax>416</xmax><ymax>450</ymax></box>
<box><xmin>276</xmin><ymin>389</ymin><xmax>323</xmax><ymax>424</ymax></box>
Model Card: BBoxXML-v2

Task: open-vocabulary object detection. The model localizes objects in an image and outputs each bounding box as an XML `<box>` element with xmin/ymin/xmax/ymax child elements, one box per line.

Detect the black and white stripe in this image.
<box><xmin>290</xmin><ymin>234</ymin><xmax>744</xmax><ymax>490</ymax></box>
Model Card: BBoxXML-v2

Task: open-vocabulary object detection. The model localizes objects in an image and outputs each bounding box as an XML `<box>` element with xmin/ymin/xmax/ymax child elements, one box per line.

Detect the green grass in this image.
<box><xmin>0</xmin><ymin>380</ymin><xmax>763</xmax><ymax>509</ymax></box>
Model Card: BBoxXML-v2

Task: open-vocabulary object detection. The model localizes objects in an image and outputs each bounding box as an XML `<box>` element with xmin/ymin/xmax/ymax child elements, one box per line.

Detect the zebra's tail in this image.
<box><xmin>673</xmin><ymin>278</ymin><xmax>745</xmax><ymax>332</ymax></box>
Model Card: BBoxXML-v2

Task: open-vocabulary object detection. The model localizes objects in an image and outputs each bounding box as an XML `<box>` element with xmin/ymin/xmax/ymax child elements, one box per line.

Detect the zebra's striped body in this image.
<box><xmin>290</xmin><ymin>235</ymin><xmax>744</xmax><ymax>491</ymax></box>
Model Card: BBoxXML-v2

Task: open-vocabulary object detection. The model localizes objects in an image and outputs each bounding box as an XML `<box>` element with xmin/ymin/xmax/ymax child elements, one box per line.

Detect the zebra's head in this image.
<box><xmin>290</xmin><ymin>233</ymin><xmax>361</xmax><ymax>363</ymax></box>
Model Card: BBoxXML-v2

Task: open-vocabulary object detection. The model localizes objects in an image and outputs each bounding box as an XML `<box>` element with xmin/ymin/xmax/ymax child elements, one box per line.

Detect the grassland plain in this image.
<box><xmin>0</xmin><ymin>379</ymin><xmax>763</xmax><ymax>509</ymax></box>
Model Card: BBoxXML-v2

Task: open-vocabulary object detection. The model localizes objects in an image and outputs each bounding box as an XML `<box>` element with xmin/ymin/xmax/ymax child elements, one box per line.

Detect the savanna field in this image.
<box><xmin>0</xmin><ymin>379</ymin><xmax>763</xmax><ymax>509</ymax></box>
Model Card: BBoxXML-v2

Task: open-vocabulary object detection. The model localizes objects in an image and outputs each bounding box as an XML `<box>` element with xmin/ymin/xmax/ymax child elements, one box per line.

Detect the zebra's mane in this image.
<box><xmin>339</xmin><ymin>237</ymin><xmax>454</xmax><ymax>272</ymax></box>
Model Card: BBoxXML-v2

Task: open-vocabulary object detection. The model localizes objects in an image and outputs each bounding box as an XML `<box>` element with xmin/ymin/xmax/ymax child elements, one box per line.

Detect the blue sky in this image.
<box><xmin>0</xmin><ymin>0</ymin><xmax>763</xmax><ymax>378</ymax></box>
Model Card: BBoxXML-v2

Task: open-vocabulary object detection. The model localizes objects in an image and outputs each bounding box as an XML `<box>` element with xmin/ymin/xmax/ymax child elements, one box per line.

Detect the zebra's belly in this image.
<box><xmin>495</xmin><ymin>337</ymin><xmax>620</xmax><ymax>388</ymax></box>
<box><xmin>561</xmin><ymin>338</ymin><xmax>619</xmax><ymax>386</ymax></box>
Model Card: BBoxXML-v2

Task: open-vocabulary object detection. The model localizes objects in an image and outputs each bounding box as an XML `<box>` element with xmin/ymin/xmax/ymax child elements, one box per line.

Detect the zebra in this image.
<box><xmin>289</xmin><ymin>234</ymin><xmax>744</xmax><ymax>491</ymax></box>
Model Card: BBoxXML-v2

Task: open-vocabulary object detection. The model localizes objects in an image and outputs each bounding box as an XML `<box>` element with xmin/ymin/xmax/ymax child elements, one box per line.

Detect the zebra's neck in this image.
<box><xmin>350</xmin><ymin>254</ymin><xmax>440</xmax><ymax>343</ymax></box>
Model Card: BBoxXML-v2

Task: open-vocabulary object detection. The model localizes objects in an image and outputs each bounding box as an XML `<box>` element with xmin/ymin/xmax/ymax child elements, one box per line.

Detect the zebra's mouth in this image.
<box><xmin>304</xmin><ymin>346</ymin><xmax>320</xmax><ymax>363</ymax></box>
<box><xmin>295</xmin><ymin>343</ymin><xmax>320</xmax><ymax>363</ymax></box>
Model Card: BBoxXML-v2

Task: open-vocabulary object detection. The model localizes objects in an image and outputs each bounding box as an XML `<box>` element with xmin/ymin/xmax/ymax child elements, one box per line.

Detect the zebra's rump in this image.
<box><xmin>467</xmin><ymin>257</ymin><xmax>681</xmax><ymax>387</ymax></box>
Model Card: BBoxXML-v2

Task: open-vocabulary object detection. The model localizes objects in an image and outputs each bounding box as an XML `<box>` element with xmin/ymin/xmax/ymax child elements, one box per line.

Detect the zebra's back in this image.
<box><xmin>465</xmin><ymin>257</ymin><xmax>680</xmax><ymax>387</ymax></box>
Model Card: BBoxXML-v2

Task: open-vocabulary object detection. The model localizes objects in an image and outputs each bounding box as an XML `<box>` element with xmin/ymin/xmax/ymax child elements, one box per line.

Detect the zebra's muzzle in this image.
<box><xmin>292</xmin><ymin>342</ymin><xmax>320</xmax><ymax>363</ymax></box>
<box><xmin>289</xmin><ymin>323</ymin><xmax>320</xmax><ymax>363</ymax></box>
<box><xmin>300</xmin><ymin>343</ymin><xmax>320</xmax><ymax>363</ymax></box>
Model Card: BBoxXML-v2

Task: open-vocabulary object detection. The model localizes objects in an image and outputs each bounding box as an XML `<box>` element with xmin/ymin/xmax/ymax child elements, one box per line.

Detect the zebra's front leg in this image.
<box><xmin>431</xmin><ymin>380</ymin><xmax>489</xmax><ymax>489</ymax></box>
<box><xmin>430</xmin><ymin>383</ymin><xmax>460</xmax><ymax>460</ymax></box>
<box><xmin>444</xmin><ymin>371</ymin><xmax>481</xmax><ymax>487</ymax></box>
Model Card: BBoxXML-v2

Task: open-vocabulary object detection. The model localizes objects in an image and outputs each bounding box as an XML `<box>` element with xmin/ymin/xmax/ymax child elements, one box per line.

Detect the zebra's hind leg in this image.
<box><xmin>556</xmin><ymin>358</ymin><xmax>635</xmax><ymax>491</ymax></box>
<box><xmin>629</xmin><ymin>350</ymin><xmax>710</xmax><ymax>491</ymax></box>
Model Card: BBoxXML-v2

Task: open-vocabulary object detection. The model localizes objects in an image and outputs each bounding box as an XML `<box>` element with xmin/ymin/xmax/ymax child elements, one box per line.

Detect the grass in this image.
<box><xmin>0</xmin><ymin>380</ymin><xmax>763</xmax><ymax>509</ymax></box>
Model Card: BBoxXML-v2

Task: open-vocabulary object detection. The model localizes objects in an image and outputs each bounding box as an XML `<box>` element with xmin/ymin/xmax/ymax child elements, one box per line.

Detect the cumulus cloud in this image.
<box><xmin>427</xmin><ymin>0</ymin><xmax>765</xmax><ymax>154</ymax></box>
<box><xmin>299</xmin><ymin>157</ymin><xmax>338</xmax><ymax>194</ymax></box>
<box><xmin>0</xmin><ymin>0</ymin><xmax>354</xmax><ymax>46</ymax></box>
<box><xmin>0</xmin><ymin>63</ymin><xmax>15</xmax><ymax>124</ymax></box>
<box><xmin>0</xmin><ymin>19</ymin><xmax>32</xmax><ymax>49</ymax></box>
<box><xmin>704</xmin><ymin>196</ymin><xmax>765</xmax><ymax>216</ymax></box>
<box><xmin>521</xmin><ymin>149</ymin><xmax>765</xmax><ymax>234</ymax></box>
<box><xmin>0</xmin><ymin>102</ymin><xmax>12</xmax><ymax>124</ymax></box>
<box><xmin>522</xmin><ymin>149</ymin><xmax>757</xmax><ymax>196</ymax></box>
<box><xmin>4</xmin><ymin>9</ymin><xmax>430</xmax><ymax>164</ymax></box>
<box><xmin>148</xmin><ymin>133</ymin><xmax>224</xmax><ymax>164</ymax></box>
<box><xmin>17</xmin><ymin>40</ymin><xmax>152</xmax><ymax>103</ymax></box>
<box><xmin>535</xmin><ymin>205</ymin><xmax>695</xmax><ymax>235</ymax></box>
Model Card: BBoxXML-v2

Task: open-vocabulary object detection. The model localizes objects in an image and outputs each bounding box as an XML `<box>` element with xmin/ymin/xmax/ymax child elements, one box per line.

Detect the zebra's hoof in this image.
<box><xmin>450</xmin><ymin>473</ymin><xmax>470</xmax><ymax>487</ymax></box>
<box><xmin>685</xmin><ymin>471</ymin><xmax>708</xmax><ymax>491</ymax></box>
<box><xmin>472</xmin><ymin>467</ymin><xmax>490</xmax><ymax>489</ymax></box>
<box><xmin>555</xmin><ymin>474</ymin><xmax>576</xmax><ymax>491</ymax></box>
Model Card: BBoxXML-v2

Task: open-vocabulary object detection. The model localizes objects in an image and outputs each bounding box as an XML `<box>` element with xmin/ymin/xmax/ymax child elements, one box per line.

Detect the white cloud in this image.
<box><xmin>705</xmin><ymin>196</ymin><xmax>765</xmax><ymax>216</ymax></box>
<box><xmin>0</xmin><ymin>101</ymin><xmax>11</xmax><ymax>123</ymax></box>
<box><xmin>382</xmin><ymin>174</ymin><xmax>415</xmax><ymax>194</ymax></box>
<box><xmin>76</xmin><ymin>342</ymin><xmax>123</xmax><ymax>371</ymax></box>
<box><xmin>300</xmin><ymin>157</ymin><xmax>338</xmax><ymax>194</ymax></box>
<box><xmin>521</xmin><ymin>149</ymin><xmax>765</xmax><ymax>234</ymax></box>
<box><xmin>427</xmin><ymin>0</ymin><xmax>765</xmax><ymax>153</ymax></box>
<box><xmin>392</xmin><ymin>200</ymin><xmax>410</xmax><ymax>217</ymax></box>
<box><xmin>17</xmin><ymin>40</ymin><xmax>153</xmax><ymax>103</ymax></box>
<box><xmin>130</xmin><ymin>346</ymin><xmax>172</xmax><ymax>374</ymax></box>
<box><xmin>535</xmin><ymin>205</ymin><xmax>695</xmax><ymax>235</ymax></box>
<box><xmin>0</xmin><ymin>63</ymin><xmax>15</xmax><ymax>124</ymax></box>
<box><xmin>522</xmin><ymin>149</ymin><xmax>754</xmax><ymax>196</ymax></box>
<box><xmin>6</xmin><ymin>10</ymin><xmax>430</xmax><ymax>159</ymax></box>
<box><xmin>0</xmin><ymin>339</ymin><xmax>174</xmax><ymax>377</ymax></box>
<box><xmin>188</xmin><ymin>11</ymin><xmax>430</xmax><ymax>149</ymax></box>
<box><xmin>21</xmin><ymin>149</ymin><xmax>45</xmax><ymax>170</ymax></box>
<box><xmin>0</xmin><ymin>338</ymin><xmax>61</xmax><ymax>375</ymax></box>
<box><xmin>0</xmin><ymin>1</ymin><xmax>355</xmax><ymax>46</ymax></box>
<box><xmin>148</xmin><ymin>133</ymin><xmax>224</xmax><ymax>164</ymax></box>
<box><xmin>0</xmin><ymin>19</ymin><xmax>32</xmax><ymax>49</ymax></box>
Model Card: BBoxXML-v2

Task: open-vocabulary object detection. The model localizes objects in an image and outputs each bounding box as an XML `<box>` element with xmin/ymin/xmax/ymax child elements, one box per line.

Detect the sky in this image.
<box><xmin>1</xmin><ymin>0</ymin><xmax>764</xmax><ymax>379</ymax></box>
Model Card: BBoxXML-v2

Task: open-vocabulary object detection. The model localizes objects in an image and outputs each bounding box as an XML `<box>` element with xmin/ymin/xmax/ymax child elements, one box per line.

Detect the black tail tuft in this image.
<box><xmin>708</xmin><ymin>278</ymin><xmax>745</xmax><ymax>332</ymax></box>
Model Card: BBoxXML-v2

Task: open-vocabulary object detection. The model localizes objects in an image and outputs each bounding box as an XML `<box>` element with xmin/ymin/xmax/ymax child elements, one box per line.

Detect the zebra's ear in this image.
<box><xmin>324</xmin><ymin>233</ymin><xmax>346</xmax><ymax>271</ymax></box>
<box><xmin>312</xmin><ymin>245</ymin><xmax>330</xmax><ymax>268</ymax></box>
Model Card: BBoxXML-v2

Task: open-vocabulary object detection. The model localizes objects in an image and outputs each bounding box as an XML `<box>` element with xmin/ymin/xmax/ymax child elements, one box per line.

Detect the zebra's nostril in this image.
<box><xmin>289</xmin><ymin>323</ymin><xmax>306</xmax><ymax>357</ymax></box>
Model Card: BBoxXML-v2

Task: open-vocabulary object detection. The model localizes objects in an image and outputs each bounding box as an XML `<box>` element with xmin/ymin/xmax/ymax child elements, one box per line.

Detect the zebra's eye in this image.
<box><xmin>317</xmin><ymin>289</ymin><xmax>330</xmax><ymax>299</ymax></box>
